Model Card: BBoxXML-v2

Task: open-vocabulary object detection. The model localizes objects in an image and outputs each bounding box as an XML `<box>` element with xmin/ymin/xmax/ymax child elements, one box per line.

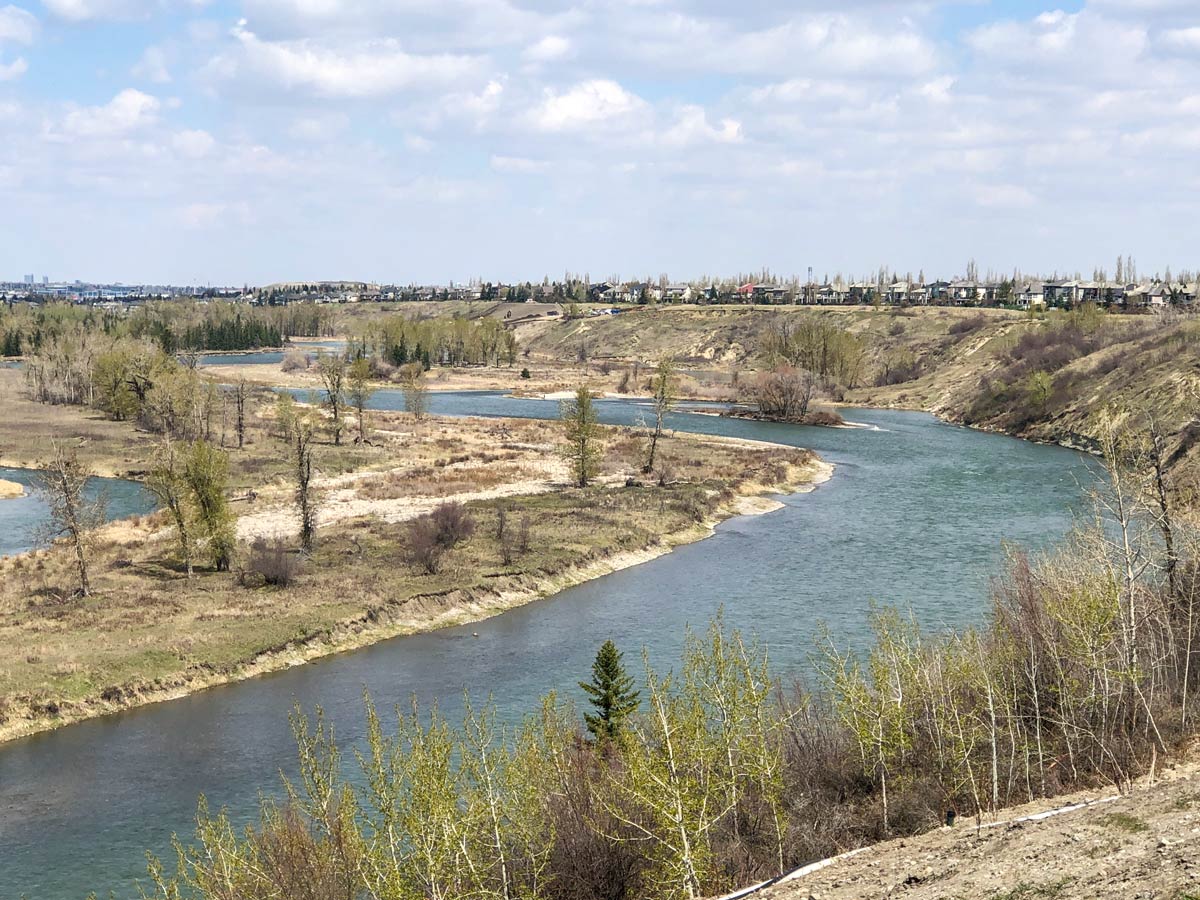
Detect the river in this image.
<box><xmin>0</xmin><ymin>468</ymin><xmax>157</xmax><ymax>558</ymax></box>
<box><xmin>0</xmin><ymin>395</ymin><xmax>1100</xmax><ymax>900</ymax></box>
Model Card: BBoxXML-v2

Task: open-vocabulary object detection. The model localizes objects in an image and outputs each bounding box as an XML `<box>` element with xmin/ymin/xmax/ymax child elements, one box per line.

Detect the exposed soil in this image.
<box><xmin>740</xmin><ymin>751</ymin><xmax>1200</xmax><ymax>900</ymax></box>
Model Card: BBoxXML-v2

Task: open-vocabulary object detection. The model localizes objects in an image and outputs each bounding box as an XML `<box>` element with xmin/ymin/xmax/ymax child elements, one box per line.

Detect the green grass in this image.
<box><xmin>1099</xmin><ymin>812</ymin><xmax>1150</xmax><ymax>834</ymax></box>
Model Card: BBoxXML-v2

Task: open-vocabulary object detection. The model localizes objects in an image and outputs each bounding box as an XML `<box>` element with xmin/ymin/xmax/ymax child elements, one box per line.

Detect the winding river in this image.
<box><xmin>0</xmin><ymin>394</ymin><xmax>1100</xmax><ymax>900</ymax></box>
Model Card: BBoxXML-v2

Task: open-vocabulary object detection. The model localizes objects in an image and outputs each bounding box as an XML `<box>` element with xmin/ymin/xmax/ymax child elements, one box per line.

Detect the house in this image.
<box><xmin>736</xmin><ymin>283</ymin><xmax>790</xmax><ymax>303</ymax></box>
<box><xmin>1014</xmin><ymin>281</ymin><xmax>1046</xmax><ymax>309</ymax></box>
<box><xmin>948</xmin><ymin>281</ymin><xmax>983</xmax><ymax>305</ymax></box>
<box><xmin>662</xmin><ymin>283</ymin><xmax>694</xmax><ymax>302</ymax></box>
<box><xmin>815</xmin><ymin>283</ymin><xmax>849</xmax><ymax>304</ymax></box>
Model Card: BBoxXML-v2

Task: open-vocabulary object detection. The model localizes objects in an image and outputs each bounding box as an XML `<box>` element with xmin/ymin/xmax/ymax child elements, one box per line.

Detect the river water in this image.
<box><xmin>0</xmin><ymin>394</ymin><xmax>1100</xmax><ymax>900</ymax></box>
<box><xmin>0</xmin><ymin>468</ymin><xmax>157</xmax><ymax>558</ymax></box>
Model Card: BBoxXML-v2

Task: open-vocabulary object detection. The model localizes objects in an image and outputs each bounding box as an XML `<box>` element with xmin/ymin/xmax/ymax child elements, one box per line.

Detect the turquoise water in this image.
<box><xmin>198</xmin><ymin>339</ymin><xmax>346</xmax><ymax>367</ymax></box>
<box><xmin>0</xmin><ymin>396</ymin><xmax>1100</xmax><ymax>900</ymax></box>
<box><xmin>0</xmin><ymin>467</ymin><xmax>157</xmax><ymax>558</ymax></box>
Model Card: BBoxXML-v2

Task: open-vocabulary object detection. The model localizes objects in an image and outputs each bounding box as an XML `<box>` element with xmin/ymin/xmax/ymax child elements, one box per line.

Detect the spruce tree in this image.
<box><xmin>580</xmin><ymin>640</ymin><xmax>640</xmax><ymax>741</ymax></box>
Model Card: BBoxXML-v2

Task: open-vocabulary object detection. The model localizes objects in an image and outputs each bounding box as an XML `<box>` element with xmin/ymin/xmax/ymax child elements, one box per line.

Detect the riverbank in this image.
<box><xmin>742</xmin><ymin>748</ymin><xmax>1200</xmax><ymax>900</ymax></box>
<box><xmin>0</xmin><ymin>405</ymin><xmax>828</xmax><ymax>745</ymax></box>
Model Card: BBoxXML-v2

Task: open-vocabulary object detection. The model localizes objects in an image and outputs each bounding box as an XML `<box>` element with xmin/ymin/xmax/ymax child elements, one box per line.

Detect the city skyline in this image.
<box><xmin>2</xmin><ymin>0</ymin><xmax>1199</xmax><ymax>284</ymax></box>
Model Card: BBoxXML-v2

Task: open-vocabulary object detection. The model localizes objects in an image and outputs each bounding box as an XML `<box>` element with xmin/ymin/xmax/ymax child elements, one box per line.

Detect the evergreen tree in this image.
<box><xmin>580</xmin><ymin>640</ymin><xmax>640</xmax><ymax>741</ymax></box>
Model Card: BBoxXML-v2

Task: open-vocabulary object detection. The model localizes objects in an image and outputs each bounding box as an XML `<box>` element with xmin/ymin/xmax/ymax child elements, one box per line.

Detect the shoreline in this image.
<box><xmin>0</xmin><ymin>457</ymin><xmax>833</xmax><ymax>747</ymax></box>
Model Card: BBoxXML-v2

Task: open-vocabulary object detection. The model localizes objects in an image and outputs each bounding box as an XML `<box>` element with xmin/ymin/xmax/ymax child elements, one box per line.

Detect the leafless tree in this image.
<box><xmin>754</xmin><ymin>367</ymin><xmax>817</xmax><ymax>420</ymax></box>
<box><xmin>35</xmin><ymin>442</ymin><xmax>106</xmax><ymax>597</ymax></box>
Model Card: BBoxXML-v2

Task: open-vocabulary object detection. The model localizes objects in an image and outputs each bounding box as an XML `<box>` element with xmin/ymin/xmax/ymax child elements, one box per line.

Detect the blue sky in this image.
<box><xmin>1</xmin><ymin>0</ymin><xmax>1197</xmax><ymax>285</ymax></box>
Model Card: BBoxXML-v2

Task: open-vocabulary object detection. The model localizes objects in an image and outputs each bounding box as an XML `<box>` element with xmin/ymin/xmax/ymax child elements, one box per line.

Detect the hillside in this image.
<box><xmin>735</xmin><ymin>753</ymin><xmax>1200</xmax><ymax>900</ymax></box>
<box><xmin>515</xmin><ymin>305</ymin><xmax>1200</xmax><ymax>479</ymax></box>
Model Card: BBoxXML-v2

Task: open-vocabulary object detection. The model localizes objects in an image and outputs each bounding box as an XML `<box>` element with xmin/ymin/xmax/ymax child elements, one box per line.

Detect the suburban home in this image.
<box><xmin>1014</xmin><ymin>281</ymin><xmax>1046</xmax><ymax>309</ymax></box>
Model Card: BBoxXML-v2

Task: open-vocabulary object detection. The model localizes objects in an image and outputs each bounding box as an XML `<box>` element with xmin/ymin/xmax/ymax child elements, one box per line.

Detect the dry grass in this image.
<box><xmin>0</xmin><ymin>391</ymin><xmax>820</xmax><ymax>740</ymax></box>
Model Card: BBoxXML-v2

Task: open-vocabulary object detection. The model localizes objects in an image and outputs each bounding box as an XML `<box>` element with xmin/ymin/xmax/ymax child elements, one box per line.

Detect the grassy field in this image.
<box><xmin>0</xmin><ymin>374</ymin><xmax>824</xmax><ymax>742</ymax></box>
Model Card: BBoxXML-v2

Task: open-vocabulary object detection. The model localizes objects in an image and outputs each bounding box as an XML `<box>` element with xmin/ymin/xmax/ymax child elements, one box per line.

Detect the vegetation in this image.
<box><xmin>754</xmin><ymin>367</ymin><xmax>817</xmax><ymax>420</ymax></box>
<box><xmin>141</xmin><ymin>405</ymin><xmax>1200</xmax><ymax>900</ymax></box>
<box><xmin>0</xmin><ymin>300</ymin><xmax>332</xmax><ymax>356</ymax></box>
<box><xmin>561</xmin><ymin>387</ymin><xmax>603</xmax><ymax>487</ymax></box>
<box><xmin>580</xmin><ymin>640</ymin><xmax>640</xmax><ymax>742</ymax></box>
<box><xmin>400</xmin><ymin>362</ymin><xmax>428</xmax><ymax>420</ymax></box>
<box><xmin>643</xmin><ymin>359</ymin><xmax>677</xmax><ymax>474</ymax></box>
<box><xmin>33</xmin><ymin>443</ymin><xmax>105</xmax><ymax>597</ymax></box>
<box><xmin>348</xmin><ymin>313</ymin><xmax>516</xmax><ymax>369</ymax></box>
<box><xmin>183</xmin><ymin>440</ymin><xmax>236</xmax><ymax>571</ymax></box>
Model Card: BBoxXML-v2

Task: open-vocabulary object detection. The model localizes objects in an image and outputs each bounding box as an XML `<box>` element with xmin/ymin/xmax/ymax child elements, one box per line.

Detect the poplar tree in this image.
<box><xmin>183</xmin><ymin>439</ymin><xmax>236</xmax><ymax>571</ymax></box>
<box><xmin>580</xmin><ymin>640</ymin><xmax>639</xmax><ymax>741</ymax></box>
<box><xmin>643</xmin><ymin>358</ymin><xmax>677</xmax><ymax>474</ymax></box>
<box><xmin>561</xmin><ymin>386</ymin><xmax>603</xmax><ymax>487</ymax></box>
<box><xmin>35</xmin><ymin>442</ymin><xmax>105</xmax><ymax>597</ymax></box>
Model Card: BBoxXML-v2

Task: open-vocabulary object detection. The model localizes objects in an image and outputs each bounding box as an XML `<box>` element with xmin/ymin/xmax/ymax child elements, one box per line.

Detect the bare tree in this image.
<box><xmin>35</xmin><ymin>442</ymin><xmax>106</xmax><ymax>597</ymax></box>
<box><xmin>348</xmin><ymin>358</ymin><xmax>374</xmax><ymax>444</ymax></box>
<box><xmin>316</xmin><ymin>352</ymin><xmax>348</xmax><ymax>445</ymax></box>
<box><xmin>293</xmin><ymin>414</ymin><xmax>319</xmax><ymax>552</ymax></box>
<box><xmin>400</xmin><ymin>362</ymin><xmax>428</xmax><ymax>421</ymax></box>
<box><xmin>234</xmin><ymin>379</ymin><xmax>248</xmax><ymax>450</ymax></box>
<box><xmin>146</xmin><ymin>436</ymin><xmax>194</xmax><ymax>577</ymax></box>
<box><xmin>644</xmin><ymin>358</ymin><xmax>677</xmax><ymax>474</ymax></box>
<box><xmin>754</xmin><ymin>367</ymin><xmax>817</xmax><ymax>420</ymax></box>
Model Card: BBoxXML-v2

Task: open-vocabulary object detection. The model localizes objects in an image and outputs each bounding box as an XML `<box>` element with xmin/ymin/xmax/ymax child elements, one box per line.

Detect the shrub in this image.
<box><xmin>875</xmin><ymin>352</ymin><xmax>924</xmax><ymax>386</ymax></box>
<box><xmin>405</xmin><ymin>502</ymin><xmax>477</xmax><ymax>574</ymax></box>
<box><xmin>242</xmin><ymin>538</ymin><xmax>301</xmax><ymax>587</ymax></box>
<box><xmin>280</xmin><ymin>351</ymin><xmax>309</xmax><ymax>373</ymax></box>
<box><xmin>520</xmin><ymin>368</ymin><xmax>531</xmax><ymax>379</ymax></box>
<box><xmin>948</xmin><ymin>313</ymin><xmax>989</xmax><ymax>335</ymax></box>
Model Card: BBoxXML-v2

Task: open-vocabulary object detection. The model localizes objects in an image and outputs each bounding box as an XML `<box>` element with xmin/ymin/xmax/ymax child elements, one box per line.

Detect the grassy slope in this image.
<box><xmin>518</xmin><ymin>305</ymin><xmax>1200</xmax><ymax>479</ymax></box>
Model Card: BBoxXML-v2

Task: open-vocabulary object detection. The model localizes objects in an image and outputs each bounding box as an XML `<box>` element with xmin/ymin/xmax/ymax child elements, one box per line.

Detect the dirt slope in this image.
<box><xmin>745</xmin><ymin>757</ymin><xmax>1200</xmax><ymax>900</ymax></box>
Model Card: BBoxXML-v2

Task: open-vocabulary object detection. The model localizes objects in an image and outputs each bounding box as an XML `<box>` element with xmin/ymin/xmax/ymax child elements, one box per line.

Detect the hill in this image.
<box><xmin>515</xmin><ymin>304</ymin><xmax>1200</xmax><ymax>480</ymax></box>
<box><xmin>735</xmin><ymin>753</ymin><xmax>1200</xmax><ymax>900</ymax></box>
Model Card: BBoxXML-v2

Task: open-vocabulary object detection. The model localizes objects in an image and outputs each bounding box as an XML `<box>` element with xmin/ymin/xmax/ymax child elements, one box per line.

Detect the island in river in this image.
<box><xmin>0</xmin><ymin>364</ymin><xmax>827</xmax><ymax>744</ymax></box>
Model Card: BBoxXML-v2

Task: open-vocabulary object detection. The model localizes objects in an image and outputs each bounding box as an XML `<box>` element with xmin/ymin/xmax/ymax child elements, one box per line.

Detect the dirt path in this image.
<box><xmin>741</xmin><ymin>756</ymin><xmax>1200</xmax><ymax>900</ymax></box>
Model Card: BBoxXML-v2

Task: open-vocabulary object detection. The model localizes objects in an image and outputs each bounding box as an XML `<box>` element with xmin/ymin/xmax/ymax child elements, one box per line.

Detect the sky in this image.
<box><xmin>1</xmin><ymin>0</ymin><xmax>1198</xmax><ymax>285</ymax></box>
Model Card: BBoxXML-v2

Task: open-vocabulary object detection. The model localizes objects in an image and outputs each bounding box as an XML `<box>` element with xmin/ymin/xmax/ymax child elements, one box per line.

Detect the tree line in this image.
<box><xmin>348</xmin><ymin>315</ymin><xmax>518</xmax><ymax>370</ymax></box>
<box><xmin>1</xmin><ymin>300</ymin><xmax>334</xmax><ymax>358</ymax></box>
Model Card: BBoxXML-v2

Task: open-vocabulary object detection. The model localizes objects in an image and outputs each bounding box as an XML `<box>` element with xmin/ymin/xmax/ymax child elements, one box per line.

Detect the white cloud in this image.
<box><xmin>179</xmin><ymin>201</ymin><xmax>251</xmax><ymax>229</ymax></box>
<box><xmin>287</xmin><ymin>112</ymin><xmax>349</xmax><ymax>141</ymax></box>
<box><xmin>61</xmin><ymin>88</ymin><xmax>160</xmax><ymax>136</ymax></box>
<box><xmin>531</xmin><ymin>79</ymin><xmax>646</xmax><ymax>131</ymax></box>
<box><xmin>974</xmin><ymin>184</ymin><xmax>1037</xmax><ymax>209</ymax></box>
<box><xmin>132</xmin><ymin>45</ymin><xmax>171</xmax><ymax>82</ymax></box>
<box><xmin>523</xmin><ymin>34</ymin><xmax>571</xmax><ymax>63</ymax></box>
<box><xmin>0</xmin><ymin>54</ymin><xmax>25</xmax><ymax>79</ymax></box>
<box><xmin>491</xmin><ymin>154</ymin><xmax>548</xmax><ymax>174</ymax></box>
<box><xmin>40</xmin><ymin>0</ymin><xmax>153</xmax><ymax>22</ymax></box>
<box><xmin>172</xmin><ymin>128</ymin><xmax>214</xmax><ymax>157</ymax></box>
<box><xmin>661</xmin><ymin>105</ymin><xmax>742</xmax><ymax>147</ymax></box>
<box><xmin>404</xmin><ymin>133</ymin><xmax>433</xmax><ymax>152</ymax></box>
<box><xmin>1161</xmin><ymin>26</ymin><xmax>1200</xmax><ymax>51</ymax></box>
<box><xmin>0</xmin><ymin>5</ymin><xmax>36</xmax><ymax>43</ymax></box>
<box><xmin>209</xmin><ymin>20</ymin><xmax>483</xmax><ymax>99</ymax></box>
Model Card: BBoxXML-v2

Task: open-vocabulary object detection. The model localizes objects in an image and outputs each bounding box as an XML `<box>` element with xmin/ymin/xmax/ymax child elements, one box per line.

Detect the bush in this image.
<box><xmin>405</xmin><ymin>502</ymin><xmax>477</xmax><ymax>574</ymax></box>
<box><xmin>948</xmin><ymin>313</ymin><xmax>989</xmax><ymax>336</ymax></box>
<box><xmin>242</xmin><ymin>538</ymin><xmax>301</xmax><ymax>587</ymax></box>
<box><xmin>280</xmin><ymin>351</ymin><xmax>309</xmax><ymax>373</ymax></box>
<box><xmin>520</xmin><ymin>368</ymin><xmax>531</xmax><ymax>379</ymax></box>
